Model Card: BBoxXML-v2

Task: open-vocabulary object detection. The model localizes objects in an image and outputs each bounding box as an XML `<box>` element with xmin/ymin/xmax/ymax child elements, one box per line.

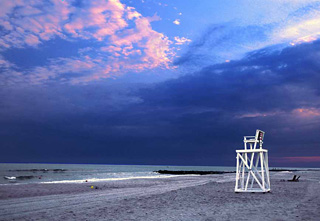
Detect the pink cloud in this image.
<box><xmin>0</xmin><ymin>0</ymin><xmax>24</xmax><ymax>17</ymax></box>
<box><xmin>290</xmin><ymin>34</ymin><xmax>319</xmax><ymax>46</ymax></box>
<box><xmin>63</xmin><ymin>7</ymin><xmax>174</xmax><ymax>84</ymax></box>
<box><xmin>100</xmin><ymin>46</ymin><xmax>122</xmax><ymax>53</ymax></box>
<box><xmin>0</xmin><ymin>0</ymin><xmax>175</xmax><ymax>85</ymax></box>
<box><xmin>110</xmin><ymin>14</ymin><xmax>173</xmax><ymax>69</ymax></box>
<box><xmin>127</xmin><ymin>7</ymin><xmax>142</xmax><ymax>20</ymax></box>
<box><xmin>236</xmin><ymin>108</ymin><xmax>320</xmax><ymax>119</ymax></box>
<box><xmin>272</xmin><ymin>156</ymin><xmax>320</xmax><ymax>163</ymax></box>
<box><xmin>25</xmin><ymin>34</ymin><xmax>40</xmax><ymax>46</ymax></box>
<box><xmin>0</xmin><ymin>0</ymin><xmax>71</xmax><ymax>48</ymax></box>
<box><xmin>235</xmin><ymin>111</ymin><xmax>281</xmax><ymax>118</ymax></box>
<box><xmin>0</xmin><ymin>55</ymin><xmax>14</xmax><ymax>69</ymax></box>
<box><xmin>292</xmin><ymin>108</ymin><xmax>320</xmax><ymax>117</ymax></box>
<box><xmin>64</xmin><ymin>0</ymin><xmax>128</xmax><ymax>41</ymax></box>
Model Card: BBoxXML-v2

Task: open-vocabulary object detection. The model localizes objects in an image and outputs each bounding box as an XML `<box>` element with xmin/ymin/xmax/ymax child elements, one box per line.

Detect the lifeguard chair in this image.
<box><xmin>235</xmin><ymin>129</ymin><xmax>271</xmax><ymax>193</ymax></box>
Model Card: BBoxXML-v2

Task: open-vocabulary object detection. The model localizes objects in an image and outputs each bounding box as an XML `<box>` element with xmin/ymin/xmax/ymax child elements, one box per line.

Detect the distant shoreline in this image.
<box><xmin>155</xmin><ymin>170</ymin><xmax>234</xmax><ymax>175</ymax></box>
<box><xmin>155</xmin><ymin>168</ymin><xmax>320</xmax><ymax>175</ymax></box>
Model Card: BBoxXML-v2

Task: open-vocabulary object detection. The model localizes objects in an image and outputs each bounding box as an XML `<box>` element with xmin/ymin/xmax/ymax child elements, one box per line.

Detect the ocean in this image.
<box><xmin>0</xmin><ymin>163</ymin><xmax>235</xmax><ymax>185</ymax></box>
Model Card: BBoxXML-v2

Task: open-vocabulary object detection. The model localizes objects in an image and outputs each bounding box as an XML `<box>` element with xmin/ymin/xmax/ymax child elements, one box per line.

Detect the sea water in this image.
<box><xmin>0</xmin><ymin>163</ymin><xmax>235</xmax><ymax>185</ymax></box>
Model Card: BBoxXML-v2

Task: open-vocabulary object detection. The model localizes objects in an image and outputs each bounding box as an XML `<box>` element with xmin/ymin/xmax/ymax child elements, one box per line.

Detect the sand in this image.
<box><xmin>0</xmin><ymin>171</ymin><xmax>319</xmax><ymax>220</ymax></box>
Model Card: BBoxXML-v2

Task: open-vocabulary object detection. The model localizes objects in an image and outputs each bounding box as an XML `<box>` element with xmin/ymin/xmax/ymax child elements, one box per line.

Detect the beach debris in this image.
<box><xmin>91</xmin><ymin>186</ymin><xmax>94</xmax><ymax>189</ymax></box>
<box><xmin>85</xmin><ymin>180</ymin><xmax>88</xmax><ymax>182</ymax></box>
<box><xmin>288</xmin><ymin>175</ymin><xmax>300</xmax><ymax>182</ymax></box>
<box><xmin>235</xmin><ymin>129</ymin><xmax>271</xmax><ymax>193</ymax></box>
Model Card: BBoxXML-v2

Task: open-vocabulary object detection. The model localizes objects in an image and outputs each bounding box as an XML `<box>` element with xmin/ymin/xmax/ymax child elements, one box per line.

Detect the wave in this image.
<box><xmin>4</xmin><ymin>175</ymin><xmax>37</xmax><ymax>180</ymax></box>
<box><xmin>40</xmin><ymin>174</ymin><xmax>183</xmax><ymax>184</ymax></box>
<box><xmin>215</xmin><ymin>177</ymin><xmax>236</xmax><ymax>183</ymax></box>
<box><xmin>4</xmin><ymin>176</ymin><xmax>16</xmax><ymax>180</ymax></box>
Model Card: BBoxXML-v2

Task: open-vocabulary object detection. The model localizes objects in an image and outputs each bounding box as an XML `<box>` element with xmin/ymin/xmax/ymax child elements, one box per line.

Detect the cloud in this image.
<box><xmin>0</xmin><ymin>55</ymin><xmax>14</xmax><ymax>69</ymax></box>
<box><xmin>64</xmin><ymin>0</ymin><xmax>127</xmax><ymax>41</ymax></box>
<box><xmin>151</xmin><ymin>41</ymin><xmax>320</xmax><ymax>112</ymax></box>
<box><xmin>173</xmin><ymin>19</ymin><xmax>180</xmax><ymax>25</ymax></box>
<box><xmin>0</xmin><ymin>0</ymin><xmax>71</xmax><ymax>48</ymax></box>
<box><xmin>272</xmin><ymin>7</ymin><xmax>320</xmax><ymax>45</ymax></box>
<box><xmin>174</xmin><ymin>37</ymin><xmax>191</xmax><ymax>45</ymax></box>
<box><xmin>174</xmin><ymin>24</ymin><xmax>270</xmax><ymax>67</ymax></box>
<box><xmin>0</xmin><ymin>0</ymin><xmax>174</xmax><ymax>85</ymax></box>
<box><xmin>175</xmin><ymin>1</ymin><xmax>320</xmax><ymax>68</ymax></box>
<box><xmin>292</xmin><ymin>108</ymin><xmax>320</xmax><ymax>118</ymax></box>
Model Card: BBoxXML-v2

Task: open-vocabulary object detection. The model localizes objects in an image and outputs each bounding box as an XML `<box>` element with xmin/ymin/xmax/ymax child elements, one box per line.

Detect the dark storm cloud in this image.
<box><xmin>1</xmin><ymin>41</ymin><xmax>320</xmax><ymax>167</ymax></box>
<box><xmin>136</xmin><ymin>40</ymin><xmax>320</xmax><ymax>166</ymax></box>
<box><xmin>144</xmin><ymin>40</ymin><xmax>320</xmax><ymax>112</ymax></box>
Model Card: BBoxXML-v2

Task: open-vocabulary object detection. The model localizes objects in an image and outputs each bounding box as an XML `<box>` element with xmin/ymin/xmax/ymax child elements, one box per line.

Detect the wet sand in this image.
<box><xmin>0</xmin><ymin>171</ymin><xmax>319</xmax><ymax>220</ymax></box>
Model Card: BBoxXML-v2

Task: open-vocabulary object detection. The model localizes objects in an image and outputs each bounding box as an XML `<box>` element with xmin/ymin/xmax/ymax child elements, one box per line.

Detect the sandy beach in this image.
<box><xmin>0</xmin><ymin>171</ymin><xmax>319</xmax><ymax>221</ymax></box>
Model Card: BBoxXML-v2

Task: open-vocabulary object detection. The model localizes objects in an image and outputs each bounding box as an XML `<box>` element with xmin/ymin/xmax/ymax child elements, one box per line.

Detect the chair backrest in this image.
<box><xmin>255</xmin><ymin>129</ymin><xmax>265</xmax><ymax>142</ymax></box>
<box><xmin>243</xmin><ymin>129</ymin><xmax>265</xmax><ymax>149</ymax></box>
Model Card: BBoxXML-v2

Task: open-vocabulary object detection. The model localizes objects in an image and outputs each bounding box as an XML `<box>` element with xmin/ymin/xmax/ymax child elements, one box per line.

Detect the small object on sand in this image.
<box><xmin>95</xmin><ymin>186</ymin><xmax>98</xmax><ymax>189</ymax></box>
<box><xmin>288</xmin><ymin>175</ymin><xmax>300</xmax><ymax>182</ymax></box>
<box><xmin>91</xmin><ymin>186</ymin><xmax>94</xmax><ymax>189</ymax></box>
<box><xmin>85</xmin><ymin>180</ymin><xmax>88</xmax><ymax>182</ymax></box>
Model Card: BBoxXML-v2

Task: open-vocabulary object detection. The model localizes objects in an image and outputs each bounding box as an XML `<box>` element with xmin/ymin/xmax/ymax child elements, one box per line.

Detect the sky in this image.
<box><xmin>0</xmin><ymin>0</ymin><xmax>320</xmax><ymax>167</ymax></box>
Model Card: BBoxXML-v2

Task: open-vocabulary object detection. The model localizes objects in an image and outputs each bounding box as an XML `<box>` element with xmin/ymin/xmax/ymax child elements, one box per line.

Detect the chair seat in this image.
<box><xmin>236</xmin><ymin>149</ymin><xmax>268</xmax><ymax>153</ymax></box>
<box><xmin>244</xmin><ymin>139</ymin><xmax>259</xmax><ymax>142</ymax></box>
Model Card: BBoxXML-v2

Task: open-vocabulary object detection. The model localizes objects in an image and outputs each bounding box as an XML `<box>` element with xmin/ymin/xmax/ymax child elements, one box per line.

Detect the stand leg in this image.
<box><xmin>235</xmin><ymin>154</ymin><xmax>239</xmax><ymax>192</ymax></box>
<box><xmin>260</xmin><ymin>152</ymin><xmax>265</xmax><ymax>191</ymax></box>
<box><xmin>264</xmin><ymin>152</ymin><xmax>270</xmax><ymax>189</ymax></box>
<box><xmin>251</xmin><ymin>153</ymin><xmax>259</xmax><ymax>189</ymax></box>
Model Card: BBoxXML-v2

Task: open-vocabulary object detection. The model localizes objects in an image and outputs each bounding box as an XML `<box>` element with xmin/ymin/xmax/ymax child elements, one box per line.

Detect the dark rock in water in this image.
<box><xmin>16</xmin><ymin>176</ymin><xmax>36</xmax><ymax>180</ymax></box>
<box><xmin>155</xmin><ymin>170</ymin><xmax>235</xmax><ymax>175</ymax></box>
<box><xmin>52</xmin><ymin>169</ymin><xmax>67</xmax><ymax>172</ymax></box>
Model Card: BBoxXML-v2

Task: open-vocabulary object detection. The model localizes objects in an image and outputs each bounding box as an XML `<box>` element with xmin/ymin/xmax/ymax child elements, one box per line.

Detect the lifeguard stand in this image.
<box><xmin>235</xmin><ymin>129</ymin><xmax>270</xmax><ymax>193</ymax></box>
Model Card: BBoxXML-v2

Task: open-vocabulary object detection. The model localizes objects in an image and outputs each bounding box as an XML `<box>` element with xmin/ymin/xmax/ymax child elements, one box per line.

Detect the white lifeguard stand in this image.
<box><xmin>235</xmin><ymin>129</ymin><xmax>271</xmax><ymax>193</ymax></box>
